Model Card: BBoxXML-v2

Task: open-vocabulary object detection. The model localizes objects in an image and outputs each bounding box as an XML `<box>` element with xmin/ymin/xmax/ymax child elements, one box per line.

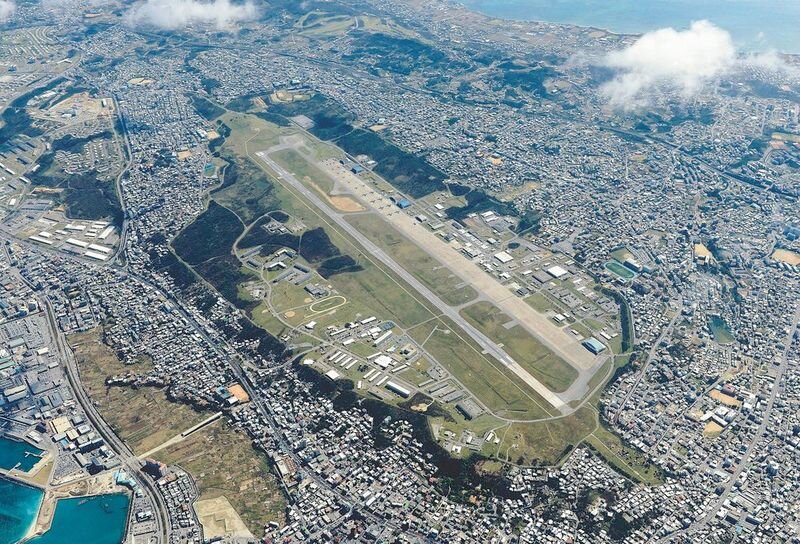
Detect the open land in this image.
<box><xmin>69</xmin><ymin>328</ymin><xmax>285</xmax><ymax>535</ymax></box>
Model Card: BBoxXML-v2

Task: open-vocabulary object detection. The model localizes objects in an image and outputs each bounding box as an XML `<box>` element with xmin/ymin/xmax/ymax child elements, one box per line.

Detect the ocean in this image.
<box><xmin>0</xmin><ymin>478</ymin><xmax>43</xmax><ymax>544</ymax></box>
<box><xmin>27</xmin><ymin>493</ymin><xmax>131</xmax><ymax>544</ymax></box>
<box><xmin>460</xmin><ymin>0</ymin><xmax>800</xmax><ymax>53</ymax></box>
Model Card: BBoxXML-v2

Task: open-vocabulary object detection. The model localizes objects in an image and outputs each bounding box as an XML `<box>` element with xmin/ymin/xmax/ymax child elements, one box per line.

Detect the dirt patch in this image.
<box><xmin>703</xmin><ymin>421</ymin><xmax>723</xmax><ymax>436</ymax></box>
<box><xmin>156</xmin><ymin>419</ymin><xmax>286</xmax><ymax>535</ymax></box>
<box><xmin>194</xmin><ymin>496</ymin><xmax>254</xmax><ymax>541</ymax></box>
<box><xmin>710</xmin><ymin>390</ymin><xmax>742</xmax><ymax>407</ymax></box>
<box><xmin>69</xmin><ymin>328</ymin><xmax>208</xmax><ymax>456</ymax></box>
<box><xmin>772</xmin><ymin>249</ymin><xmax>800</xmax><ymax>266</ymax></box>
<box><xmin>328</xmin><ymin>195</ymin><xmax>365</xmax><ymax>212</ymax></box>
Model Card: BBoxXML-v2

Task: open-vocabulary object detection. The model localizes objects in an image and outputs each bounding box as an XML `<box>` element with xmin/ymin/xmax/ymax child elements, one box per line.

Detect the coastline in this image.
<box><xmin>449</xmin><ymin>0</ymin><xmax>800</xmax><ymax>56</ymax></box>
<box><xmin>452</xmin><ymin>0</ymin><xmax>637</xmax><ymax>40</ymax></box>
<box><xmin>1</xmin><ymin>434</ymin><xmax>131</xmax><ymax>544</ymax></box>
<box><xmin>0</xmin><ymin>451</ymin><xmax>51</xmax><ymax>490</ymax></box>
<box><xmin>0</xmin><ymin>475</ymin><xmax>44</xmax><ymax>544</ymax></box>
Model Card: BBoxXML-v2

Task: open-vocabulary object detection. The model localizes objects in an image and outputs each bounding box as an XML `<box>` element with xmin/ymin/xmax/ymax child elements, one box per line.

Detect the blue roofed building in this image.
<box><xmin>582</xmin><ymin>337</ymin><xmax>606</xmax><ymax>355</ymax></box>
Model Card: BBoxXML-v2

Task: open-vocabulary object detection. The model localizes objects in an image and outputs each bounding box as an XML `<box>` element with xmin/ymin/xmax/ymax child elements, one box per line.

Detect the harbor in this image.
<box><xmin>26</xmin><ymin>493</ymin><xmax>131</xmax><ymax>544</ymax></box>
<box><xmin>0</xmin><ymin>436</ymin><xmax>46</xmax><ymax>474</ymax></box>
<box><xmin>0</xmin><ymin>434</ymin><xmax>131</xmax><ymax>544</ymax></box>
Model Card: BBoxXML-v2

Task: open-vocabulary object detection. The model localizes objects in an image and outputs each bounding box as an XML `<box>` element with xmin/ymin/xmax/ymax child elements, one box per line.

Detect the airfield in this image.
<box><xmin>165</xmin><ymin>107</ymin><xmax>651</xmax><ymax>472</ymax></box>
<box><xmin>239</xmin><ymin>111</ymin><xmax>624</xmax><ymax>415</ymax></box>
<box><xmin>252</xmin><ymin>133</ymin><xmax>612</xmax><ymax>414</ymax></box>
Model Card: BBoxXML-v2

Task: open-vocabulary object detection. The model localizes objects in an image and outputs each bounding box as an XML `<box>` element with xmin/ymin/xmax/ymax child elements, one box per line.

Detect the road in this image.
<box><xmin>4</xmin><ymin>225</ymin><xmax>418</xmax><ymax>538</ymax></box>
<box><xmin>688</xmin><ymin>304</ymin><xmax>799</xmax><ymax>534</ymax></box>
<box><xmin>612</xmin><ymin>298</ymin><xmax>682</xmax><ymax>424</ymax></box>
<box><xmin>138</xmin><ymin>412</ymin><xmax>223</xmax><ymax>460</ymax></box>
<box><xmin>40</xmin><ymin>297</ymin><xmax>170</xmax><ymax>544</ymax></box>
<box><xmin>255</xmin><ymin>150</ymin><xmax>573</xmax><ymax>413</ymax></box>
<box><xmin>657</xmin><ymin>304</ymin><xmax>799</xmax><ymax>542</ymax></box>
<box><xmin>99</xmin><ymin>240</ymin><xmax>421</xmax><ymax>539</ymax></box>
<box><xmin>108</xmin><ymin>92</ymin><xmax>133</xmax><ymax>266</ymax></box>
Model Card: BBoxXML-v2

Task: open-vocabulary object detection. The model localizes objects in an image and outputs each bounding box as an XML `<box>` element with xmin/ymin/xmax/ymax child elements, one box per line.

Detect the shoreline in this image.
<box><xmin>0</xmin><ymin>474</ymin><xmax>45</xmax><ymax>544</ymax></box>
<box><xmin>449</xmin><ymin>0</ymin><xmax>800</xmax><ymax>57</ymax></box>
<box><xmin>0</xmin><ymin>434</ymin><xmax>49</xmax><ymax>474</ymax></box>
<box><xmin>453</xmin><ymin>0</ymin><xmax>638</xmax><ymax>41</ymax></box>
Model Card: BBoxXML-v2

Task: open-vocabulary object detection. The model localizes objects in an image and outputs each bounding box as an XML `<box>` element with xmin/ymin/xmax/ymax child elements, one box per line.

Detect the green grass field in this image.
<box><xmin>272</xmin><ymin>148</ymin><xmax>336</xmax><ymax>194</ymax></box>
<box><xmin>411</xmin><ymin>316</ymin><xmax>556</xmax><ymax>420</ymax></box>
<box><xmin>499</xmin><ymin>407</ymin><xmax>597</xmax><ymax>465</ymax></box>
<box><xmin>345</xmin><ymin>213</ymin><xmax>478</xmax><ymax>306</ymax></box>
<box><xmin>461</xmin><ymin>301</ymin><xmax>578</xmax><ymax>393</ymax></box>
<box><xmin>605</xmin><ymin>260</ymin><xmax>636</xmax><ymax>279</ymax></box>
<box><xmin>586</xmin><ymin>425</ymin><xmax>664</xmax><ymax>485</ymax></box>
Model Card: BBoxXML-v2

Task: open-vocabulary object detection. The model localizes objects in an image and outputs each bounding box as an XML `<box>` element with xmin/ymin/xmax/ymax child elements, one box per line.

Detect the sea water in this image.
<box><xmin>460</xmin><ymin>0</ymin><xmax>800</xmax><ymax>53</ymax></box>
<box><xmin>0</xmin><ymin>437</ymin><xmax>45</xmax><ymax>473</ymax></box>
<box><xmin>26</xmin><ymin>493</ymin><xmax>131</xmax><ymax>544</ymax></box>
<box><xmin>0</xmin><ymin>478</ymin><xmax>44</xmax><ymax>544</ymax></box>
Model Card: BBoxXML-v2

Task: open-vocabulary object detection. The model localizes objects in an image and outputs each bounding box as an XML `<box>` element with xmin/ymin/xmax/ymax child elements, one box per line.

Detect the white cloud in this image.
<box><xmin>126</xmin><ymin>0</ymin><xmax>258</xmax><ymax>31</ymax></box>
<box><xmin>741</xmin><ymin>50</ymin><xmax>792</xmax><ymax>72</ymax></box>
<box><xmin>601</xmin><ymin>20</ymin><xmax>736</xmax><ymax>109</ymax></box>
<box><xmin>0</xmin><ymin>0</ymin><xmax>16</xmax><ymax>23</ymax></box>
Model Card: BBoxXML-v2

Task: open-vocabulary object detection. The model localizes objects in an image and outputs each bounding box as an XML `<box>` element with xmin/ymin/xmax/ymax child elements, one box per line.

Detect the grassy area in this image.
<box><xmin>413</xmin><ymin>317</ymin><xmax>555</xmax><ymax>420</ymax></box>
<box><xmin>181</xmin><ymin>111</ymin><xmax>644</xmax><ymax>473</ymax></box>
<box><xmin>429</xmin><ymin>412</ymin><xmax>506</xmax><ymax>456</ymax></box>
<box><xmin>219</xmin><ymin>114</ymin><xmax>559</xmax><ymax>422</ymax></box>
<box><xmin>461</xmin><ymin>301</ymin><xmax>578</xmax><ymax>393</ymax></box>
<box><xmin>212</xmin><ymin>114</ymin><xmax>296</xmax><ymax>224</ymax></box>
<box><xmin>70</xmin><ymin>328</ymin><xmax>287</xmax><ymax>534</ymax></box>
<box><xmin>345</xmin><ymin>213</ymin><xmax>478</xmax><ymax>306</ymax></box>
<box><xmin>296</xmin><ymin>11</ymin><xmax>355</xmax><ymax>37</ymax></box>
<box><xmin>499</xmin><ymin>407</ymin><xmax>597</xmax><ymax>465</ymax></box>
<box><xmin>156</xmin><ymin>419</ymin><xmax>286</xmax><ymax>535</ymax></box>
<box><xmin>584</xmin><ymin>318</ymin><xmax>607</xmax><ymax>332</ymax></box>
<box><xmin>526</xmin><ymin>290</ymin><xmax>571</xmax><ymax>316</ymax></box>
<box><xmin>328</xmin><ymin>264</ymin><xmax>435</xmax><ymax>329</ymax></box>
<box><xmin>272</xmin><ymin>148</ymin><xmax>336</xmax><ymax>194</ymax></box>
<box><xmin>525</xmin><ymin>292</ymin><xmax>552</xmax><ymax>313</ymax></box>
<box><xmin>70</xmin><ymin>328</ymin><xmax>208</xmax><ymax>455</ymax></box>
<box><xmin>221</xmin><ymin>114</ymin><xmax>440</xmax><ymax>330</ymax></box>
<box><xmin>250</xmin><ymin>303</ymin><xmax>294</xmax><ymax>338</ymax></box>
<box><xmin>586</xmin><ymin>424</ymin><xmax>664</xmax><ymax>485</ymax></box>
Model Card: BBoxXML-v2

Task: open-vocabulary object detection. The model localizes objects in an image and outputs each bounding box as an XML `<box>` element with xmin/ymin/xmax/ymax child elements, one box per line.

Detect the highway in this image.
<box><xmin>254</xmin><ymin>150</ymin><xmax>571</xmax><ymax>413</ymax></box>
<box><xmin>40</xmin><ymin>297</ymin><xmax>170</xmax><ymax>544</ymax></box>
